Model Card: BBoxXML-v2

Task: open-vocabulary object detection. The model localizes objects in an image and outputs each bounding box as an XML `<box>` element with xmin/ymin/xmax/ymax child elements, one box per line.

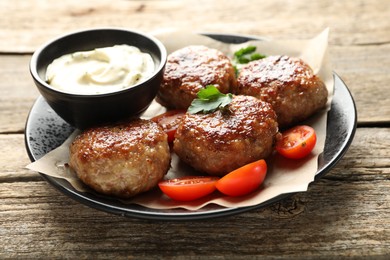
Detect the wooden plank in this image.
<box><xmin>331</xmin><ymin>44</ymin><xmax>390</xmax><ymax>125</ymax></box>
<box><xmin>0</xmin><ymin>128</ymin><xmax>389</xmax><ymax>258</ymax></box>
<box><xmin>0</xmin><ymin>134</ymin><xmax>38</xmax><ymax>182</ymax></box>
<box><xmin>0</xmin><ymin>55</ymin><xmax>39</xmax><ymax>133</ymax></box>
<box><xmin>0</xmin><ymin>180</ymin><xmax>388</xmax><ymax>259</ymax></box>
<box><xmin>0</xmin><ymin>0</ymin><xmax>389</xmax><ymax>53</ymax></box>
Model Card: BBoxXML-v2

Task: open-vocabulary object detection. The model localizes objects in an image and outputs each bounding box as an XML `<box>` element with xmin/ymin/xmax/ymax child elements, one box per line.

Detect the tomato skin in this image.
<box><xmin>276</xmin><ymin>125</ymin><xmax>317</xmax><ymax>159</ymax></box>
<box><xmin>158</xmin><ymin>176</ymin><xmax>220</xmax><ymax>201</ymax></box>
<box><xmin>151</xmin><ymin>110</ymin><xmax>186</xmax><ymax>143</ymax></box>
<box><xmin>216</xmin><ymin>159</ymin><xmax>267</xmax><ymax>197</ymax></box>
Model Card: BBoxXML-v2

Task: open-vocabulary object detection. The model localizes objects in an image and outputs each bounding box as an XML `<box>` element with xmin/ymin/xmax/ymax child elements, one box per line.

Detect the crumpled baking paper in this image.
<box><xmin>27</xmin><ymin>28</ymin><xmax>333</xmax><ymax>210</ymax></box>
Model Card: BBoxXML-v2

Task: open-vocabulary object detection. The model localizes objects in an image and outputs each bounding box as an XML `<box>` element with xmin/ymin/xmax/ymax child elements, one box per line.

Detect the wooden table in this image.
<box><xmin>1</xmin><ymin>0</ymin><xmax>389</xmax><ymax>258</ymax></box>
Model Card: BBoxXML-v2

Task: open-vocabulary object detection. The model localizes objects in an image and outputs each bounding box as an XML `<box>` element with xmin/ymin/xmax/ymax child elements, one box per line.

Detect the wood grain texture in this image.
<box><xmin>1</xmin><ymin>0</ymin><xmax>389</xmax><ymax>258</ymax></box>
<box><xmin>0</xmin><ymin>0</ymin><xmax>389</xmax><ymax>53</ymax></box>
<box><xmin>0</xmin><ymin>55</ymin><xmax>39</xmax><ymax>133</ymax></box>
<box><xmin>331</xmin><ymin>44</ymin><xmax>390</xmax><ymax>125</ymax></box>
<box><xmin>1</xmin><ymin>129</ymin><xmax>389</xmax><ymax>259</ymax></box>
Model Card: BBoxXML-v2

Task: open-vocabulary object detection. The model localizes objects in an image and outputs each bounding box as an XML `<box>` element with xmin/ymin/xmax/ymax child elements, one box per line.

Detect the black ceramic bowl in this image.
<box><xmin>30</xmin><ymin>28</ymin><xmax>167</xmax><ymax>129</ymax></box>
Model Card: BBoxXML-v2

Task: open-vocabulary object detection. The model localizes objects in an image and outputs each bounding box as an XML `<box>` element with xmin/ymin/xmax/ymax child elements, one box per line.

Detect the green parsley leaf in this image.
<box><xmin>250</xmin><ymin>53</ymin><xmax>266</xmax><ymax>61</ymax></box>
<box><xmin>188</xmin><ymin>85</ymin><xmax>233</xmax><ymax>114</ymax></box>
<box><xmin>234</xmin><ymin>45</ymin><xmax>256</xmax><ymax>57</ymax></box>
<box><xmin>233</xmin><ymin>45</ymin><xmax>266</xmax><ymax>65</ymax></box>
<box><xmin>197</xmin><ymin>85</ymin><xmax>221</xmax><ymax>99</ymax></box>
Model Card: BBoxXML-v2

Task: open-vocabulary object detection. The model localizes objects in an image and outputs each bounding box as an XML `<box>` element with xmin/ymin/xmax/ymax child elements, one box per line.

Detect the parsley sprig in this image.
<box><xmin>233</xmin><ymin>45</ymin><xmax>266</xmax><ymax>76</ymax></box>
<box><xmin>233</xmin><ymin>45</ymin><xmax>266</xmax><ymax>64</ymax></box>
<box><xmin>188</xmin><ymin>85</ymin><xmax>233</xmax><ymax>114</ymax></box>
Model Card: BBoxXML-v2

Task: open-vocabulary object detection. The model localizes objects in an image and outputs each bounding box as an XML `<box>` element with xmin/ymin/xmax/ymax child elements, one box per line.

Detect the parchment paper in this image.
<box><xmin>26</xmin><ymin>28</ymin><xmax>333</xmax><ymax>210</ymax></box>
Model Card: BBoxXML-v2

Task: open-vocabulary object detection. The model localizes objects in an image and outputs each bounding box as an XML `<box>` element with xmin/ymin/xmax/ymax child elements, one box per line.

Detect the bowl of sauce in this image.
<box><xmin>30</xmin><ymin>28</ymin><xmax>167</xmax><ymax>129</ymax></box>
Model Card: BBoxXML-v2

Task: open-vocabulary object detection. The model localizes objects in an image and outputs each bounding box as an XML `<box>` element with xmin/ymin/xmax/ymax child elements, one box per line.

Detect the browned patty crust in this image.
<box><xmin>157</xmin><ymin>45</ymin><xmax>236</xmax><ymax>109</ymax></box>
<box><xmin>235</xmin><ymin>55</ymin><xmax>328</xmax><ymax>127</ymax></box>
<box><xmin>69</xmin><ymin>119</ymin><xmax>170</xmax><ymax>198</ymax></box>
<box><xmin>173</xmin><ymin>95</ymin><xmax>279</xmax><ymax>176</ymax></box>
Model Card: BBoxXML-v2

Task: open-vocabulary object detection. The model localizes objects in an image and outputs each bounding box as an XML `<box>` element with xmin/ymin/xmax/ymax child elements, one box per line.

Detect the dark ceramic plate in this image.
<box><xmin>25</xmin><ymin>34</ymin><xmax>357</xmax><ymax>220</ymax></box>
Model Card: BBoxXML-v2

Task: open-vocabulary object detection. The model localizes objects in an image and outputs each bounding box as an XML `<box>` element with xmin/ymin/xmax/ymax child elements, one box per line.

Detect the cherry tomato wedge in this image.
<box><xmin>216</xmin><ymin>159</ymin><xmax>267</xmax><ymax>197</ymax></box>
<box><xmin>276</xmin><ymin>125</ymin><xmax>317</xmax><ymax>159</ymax></box>
<box><xmin>151</xmin><ymin>110</ymin><xmax>186</xmax><ymax>143</ymax></box>
<box><xmin>158</xmin><ymin>176</ymin><xmax>220</xmax><ymax>201</ymax></box>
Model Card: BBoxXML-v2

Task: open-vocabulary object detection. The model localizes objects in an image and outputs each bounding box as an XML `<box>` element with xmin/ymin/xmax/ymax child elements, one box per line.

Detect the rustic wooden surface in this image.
<box><xmin>0</xmin><ymin>0</ymin><xmax>389</xmax><ymax>259</ymax></box>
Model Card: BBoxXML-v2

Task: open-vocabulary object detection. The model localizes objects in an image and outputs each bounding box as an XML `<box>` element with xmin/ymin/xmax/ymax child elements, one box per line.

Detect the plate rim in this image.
<box><xmin>24</xmin><ymin>34</ymin><xmax>357</xmax><ymax>221</ymax></box>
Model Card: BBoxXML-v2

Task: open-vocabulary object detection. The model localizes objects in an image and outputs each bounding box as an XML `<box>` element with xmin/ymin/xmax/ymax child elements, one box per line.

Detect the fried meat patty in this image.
<box><xmin>173</xmin><ymin>95</ymin><xmax>279</xmax><ymax>176</ymax></box>
<box><xmin>69</xmin><ymin>119</ymin><xmax>170</xmax><ymax>198</ymax></box>
<box><xmin>157</xmin><ymin>45</ymin><xmax>236</xmax><ymax>109</ymax></box>
<box><xmin>235</xmin><ymin>55</ymin><xmax>328</xmax><ymax>127</ymax></box>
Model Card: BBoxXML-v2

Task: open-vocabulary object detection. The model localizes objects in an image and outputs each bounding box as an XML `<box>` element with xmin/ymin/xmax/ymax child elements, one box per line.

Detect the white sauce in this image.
<box><xmin>45</xmin><ymin>44</ymin><xmax>155</xmax><ymax>94</ymax></box>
